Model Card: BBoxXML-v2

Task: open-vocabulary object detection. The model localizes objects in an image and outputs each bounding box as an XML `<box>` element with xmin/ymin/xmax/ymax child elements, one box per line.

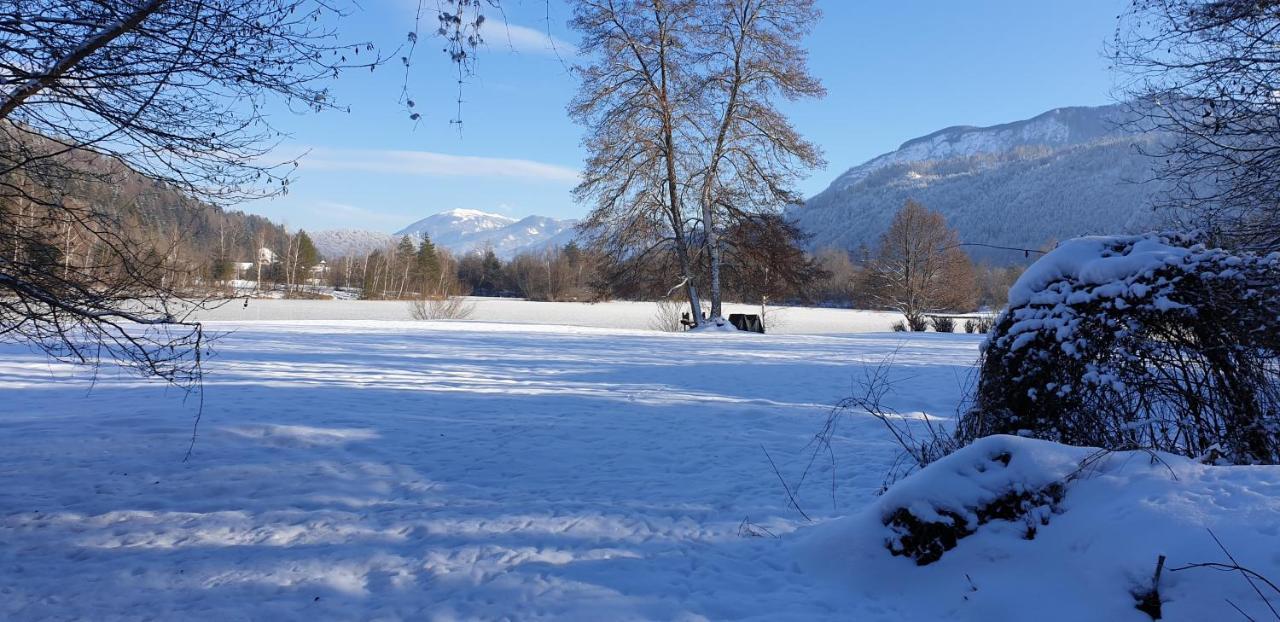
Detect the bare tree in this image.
<box><xmin>569</xmin><ymin>0</ymin><xmax>823</xmax><ymax>326</ymax></box>
<box><xmin>694</xmin><ymin>0</ymin><xmax>824</xmax><ymax>321</ymax></box>
<box><xmin>0</xmin><ymin>0</ymin><xmax>515</xmax><ymax>385</ymax></box>
<box><xmin>0</xmin><ymin>1</ymin><xmax>401</xmax><ymax>384</ymax></box>
<box><xmin>720</xmin><ymin>214</ymin><xmax>826</xmax><ymax>313</ymax></box>
<box><xmin>1113</xmin><ymin>0</ymin><xmax>1280</xmax><ymax>250</ymax></box>
<box><xmin>867</xmin><ymin>200</ymin><xmax>977</xmax><ymax>329</ymax></box>
<box><xmin>570</xmin><ymin>0</ymin><xmax>706</xmax><ymax>326</ymax></box>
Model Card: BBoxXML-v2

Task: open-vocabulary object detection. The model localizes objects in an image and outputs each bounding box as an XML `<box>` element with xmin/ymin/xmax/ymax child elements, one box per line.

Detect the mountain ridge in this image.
<box><xmin>791</xmin><ymin>103</ymin><xmax>1167</xmax><ymax>263</ymax></box>
<box><xmin>312</xmin><ymin>209</ymin><xmax>579</xmax><ymax>259</ymax></box>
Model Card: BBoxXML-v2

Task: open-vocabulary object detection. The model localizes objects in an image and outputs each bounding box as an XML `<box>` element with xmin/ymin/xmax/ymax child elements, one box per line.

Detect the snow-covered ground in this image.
<box><xmin>186</xmin><ymin>298</ymin><xmax>905</xmax><ymax>334</ymax></box>
<box><xmin>1</xmin><ymin>321</ymin><xmax>1276</xmax><ymax>620</ymax></box>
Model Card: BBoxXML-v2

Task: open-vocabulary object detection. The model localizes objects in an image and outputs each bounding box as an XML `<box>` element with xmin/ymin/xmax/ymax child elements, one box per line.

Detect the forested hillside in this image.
<box><xmin>6</xmin><ymin>134</ymin><xmax>294</xmax><ymax>288</ymax></box>
<box><xmin>793</xmin><ymin>105</ymin><xmax>1171</xmax><ymax>263</ymax></box>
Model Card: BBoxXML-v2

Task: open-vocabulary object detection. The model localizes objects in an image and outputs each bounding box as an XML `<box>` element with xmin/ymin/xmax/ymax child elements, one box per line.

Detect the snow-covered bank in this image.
<box><xmin>799</xmin><ymin>435</ymin><xmax>1280</xmax><ymax>620</ymax></box>
<box><xmin>184</xmin><ymin>298</ymin><xmax>904</xmax><ymax>334</ymax></box>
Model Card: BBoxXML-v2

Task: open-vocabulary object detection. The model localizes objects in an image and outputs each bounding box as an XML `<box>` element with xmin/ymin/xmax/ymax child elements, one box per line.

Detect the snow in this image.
<box><xmin>1006</xmin><ymin>233</ymin><xmax>1195</xmax><ymax>309</ymax></box>
<box><xmin>310</xmin><ymin>229</ymin><xmax>395</xmax><ymax>259</ymax></box>
<box><xmin>2</xmin><ymin>320</ymin><xmax>1277</xmax><ymax>619</ymax></box>
<box><xmin>0</xmin><ymin>323</ymin><xmax>975</xmax><ymax>619</ymax></box>
<box><xmin>830</xmin><ymin>106</ymin><xmax>1119</xmax><ymax>190</ymax></box>
<box><xmin>799</xmin><ymin>435</ymin><xmax>1280</xmax><ymax>621</ymax></box>
<box><xmin>394</xmin><ymin>210</ymin><xmax>578</xmax><ymax>259</ymax></box>
<box><xmin>187</xmin><ymin>298</ymin><xmax>905</xmax><ymax>334</ymax></box>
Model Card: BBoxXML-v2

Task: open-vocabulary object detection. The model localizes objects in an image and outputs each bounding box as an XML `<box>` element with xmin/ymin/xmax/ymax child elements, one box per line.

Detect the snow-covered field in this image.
<box><xmin>186</xmin><ymin>298</ymin><xmax>906</xmax><ymax>334</ymax></box>
<box><xmin>1</xmin><ymin>321</ymin><xmax>1276</xmax><ymax>620</ymax></box>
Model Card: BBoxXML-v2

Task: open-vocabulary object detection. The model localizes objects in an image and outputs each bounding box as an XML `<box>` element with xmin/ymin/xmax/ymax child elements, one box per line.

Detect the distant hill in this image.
<box><xmin>5</xmin><ymin>129</ymin><xmax>289</xmax><ymax>272</ymax></box>
<box><xmin>790</xmin><ymin>104</ymin><xmax>1170</xmax><ymax>263</ymax></box>
<box><xmin>395</xmin><ymin>209</ymin><xmax>578</xmax><ymax>258</ymax></box>
<box><xmin>310</xmin><ymin>229</ymin><xmax>395</xmax><ymax>259</ymax></box>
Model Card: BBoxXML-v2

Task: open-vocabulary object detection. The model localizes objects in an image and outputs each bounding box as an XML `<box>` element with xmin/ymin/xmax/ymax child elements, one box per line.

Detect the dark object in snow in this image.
<box><xmin>884</xmin><ymin>448</ymin><xmax>1065</xmax><ymax>565</ymax></box>
<box><xmin>928</xmin><ymin>315</ymin><xmax>957</xmax><ymax>333</ymax></box>
<box><xmin>963</xmin><ymin>315</ymin><xmax>995</xmax><ymax>334</ymax></box>
<box><xmin>728</xmin><ymin>313</ymin><xmax>764</xmax><ymax>333</ymax></box>
<box><xmin>965</xmin><ymin>233</ymin><xmax>1280</xmax><ymax>464</ymax></box>
<box><xmin>680</xmin><ymin>311</ymin><xmax>709</xmax><ymax>330</ymax></box>
<box><xmin>1133</xmin><ymin>555</ymin><xmax>1166</xmax><ymax>620</ymax></box>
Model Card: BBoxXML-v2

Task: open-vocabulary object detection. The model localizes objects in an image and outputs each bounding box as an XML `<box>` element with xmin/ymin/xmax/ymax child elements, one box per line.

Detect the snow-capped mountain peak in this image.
<box><xmin>396</xmin><ymin>210</ymin><xmax>578</xmax><ymax>258</ymax></box>
<box><xmin>832</xmin><ymin>105</ymin><xmax>1130</xmax><ymax>190</ymax></box>
<box><xmin>791</xmin><ymin>103</ymin><xmax>1166</xmax><ymax>264</ymax></box>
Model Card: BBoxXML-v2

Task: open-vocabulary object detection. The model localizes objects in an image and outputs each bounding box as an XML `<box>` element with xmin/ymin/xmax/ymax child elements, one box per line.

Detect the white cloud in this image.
<box><xmin>480</xmin><ymin>20</ymin><xmax>577</xmax><ymax>57</ymax></box>
<box><xmin>295</xmin><ymin>148</ymin><xmax>580</xmax><ymax>184</ymax></box>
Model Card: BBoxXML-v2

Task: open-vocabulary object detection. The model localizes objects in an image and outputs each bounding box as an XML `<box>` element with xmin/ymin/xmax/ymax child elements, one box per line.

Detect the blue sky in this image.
<box><xmin>255</xmin><ymin>0</ymin><xmax>1126</xmax><ymax>233</ymax></box>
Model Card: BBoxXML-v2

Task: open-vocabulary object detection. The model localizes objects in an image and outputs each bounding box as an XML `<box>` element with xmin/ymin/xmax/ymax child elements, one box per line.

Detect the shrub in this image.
<box><xmin>408</xmin><ymin>295</ymin><xmax>475</xmax><ymax>320</ymax></box>
<box><xmin>891</xmin><ymin>320</ymin><xmax>907</xmax><ymax>332</ymax></box>
<box><xmin>906</xmin><ymin>314</ymin><xmax>929</xmax><ymax>332</ymax></box>
<box><xmin>930</xmin><ymin>316</ymin><xmax>956</xmax><ymax>333</ymax></box>
<box><xmin>964</xmin><ymin>319</ymin><xmax>977</xmax><ymax>333</ymax></box>
<box><xmin>963</xmin><ymin>233</ymin><xmax>1280</xmax><ymax>464</ymax></box>
<box><xmin>649</xmin><ymin>298</ymin><xmax>688</xmax><ymax>332</ymax></box>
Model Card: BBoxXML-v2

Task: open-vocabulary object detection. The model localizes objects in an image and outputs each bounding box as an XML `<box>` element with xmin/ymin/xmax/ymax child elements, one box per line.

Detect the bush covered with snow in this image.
<box><xmin>799</xmin><ymin>434</ymin><xmax>1280</xmax><ymax>620</ymax></box>
<box><xmin>882</xmin><ymin>441</ymin><xmax>1068</xmax><ymax>565</ymax></box>
<box><xmin>965</xmin><ymin>232</ymin><xmax>1280</xmax><ymax>463</ymax></box>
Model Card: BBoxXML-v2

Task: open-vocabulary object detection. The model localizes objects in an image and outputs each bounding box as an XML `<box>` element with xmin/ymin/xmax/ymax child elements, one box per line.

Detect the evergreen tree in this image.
<box><xmin>416</xmin><ymin>233</ymin><xmax>442</xmax><ymax>292</ymax></box>
<box><xmin>296</xmin><ymin>231</ymin><xmax>319</xmax><ymax>271</ymax></box>
<box><xmin>481</xmin><ymin>248</ymin><xmax>504</xmax><ymax>295</ymax></box>
<box><xmin>395</xmin><ymin>235</ymin><xmax>417</xmax><ymax>297</ymax></box>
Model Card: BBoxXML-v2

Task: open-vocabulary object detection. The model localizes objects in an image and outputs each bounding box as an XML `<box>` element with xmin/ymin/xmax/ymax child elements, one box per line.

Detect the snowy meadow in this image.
<box><xmin>1</xmin><ymin>316</ymin><xmax>1277</xmax><ymax>620</ymax></box>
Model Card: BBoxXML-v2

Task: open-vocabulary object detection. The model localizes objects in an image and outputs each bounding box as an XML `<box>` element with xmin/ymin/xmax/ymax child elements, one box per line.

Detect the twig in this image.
<box><xmin>761</xmin><ymin>444</ymin><xmax>811</xmax><ymax>522</ymax></box>
<box><xmin>1169</xmin><ymin>529</ymin><xmax>1280</xmax><ymax>621</ymax></box>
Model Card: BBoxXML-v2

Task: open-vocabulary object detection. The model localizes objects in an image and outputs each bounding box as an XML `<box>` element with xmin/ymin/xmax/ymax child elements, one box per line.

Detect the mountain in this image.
<box><xmin>310</xmin><ymin>229</ymin><xmax>395</xmax><ymax>259</ymax></box>
<box><xmin>395</xmin><ymin>209</ymin><xmax>579</xmax><ymax>258</ymax></box>
<box><xmin>791</xmin><ymin>104</ymin><xmax>1170</xmax><ymax>264</ymax></box>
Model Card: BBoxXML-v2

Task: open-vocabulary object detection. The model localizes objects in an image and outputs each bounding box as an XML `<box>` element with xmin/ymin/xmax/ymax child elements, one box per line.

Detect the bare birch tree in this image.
<box><xmin>694</xmin><ymin>0</ymin><xmax>824</xmax><ymax>321</ymax></box>
<box><xmin>569</xmin><ymin>0</ymin><xmax>824</xmax><ymax>325</ymax></box>
<box><xmin>570</xmin><ymin>0</ymin><xmax>706</xmax><ymax>326</ymax></box>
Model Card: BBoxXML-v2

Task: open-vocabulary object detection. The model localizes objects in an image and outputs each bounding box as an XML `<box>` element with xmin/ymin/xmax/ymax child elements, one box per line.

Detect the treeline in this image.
<box><xmin>810</xmin><ymin>246</ymin><xmax>1024</xmax><ymax>311</ymax></box>
<box><xmin>321</xmin><ymin>202</ymin><xmax>1020</xmax><ymax>321</ymax></box>
<box><xmin>325</xmin><ymin>236</ymin><xmax>600</xmax><ymax>302</ymax></box>
<box><xmin>10</xmin><ymin>136</ymin><xmax>1015</xmax><ymax>313</ymax></box>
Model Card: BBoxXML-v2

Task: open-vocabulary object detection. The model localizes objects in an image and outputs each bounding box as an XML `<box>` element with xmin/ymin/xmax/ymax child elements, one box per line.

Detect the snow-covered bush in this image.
<box><xmin>798</xmin><ymin>434</ymin><xmax>1280</xmax><ymax>619</ymax></box>
<box><xmin>964</xmin><ymin>233</ymin><xmax>1280</xmax><ymax>464</ymax></box>
<box><xmin>929</xmin><ymin>316</ymin><xmax>955</xmax><ymax>333</ymax></box>
<box><xmin>879</xmin><ymin>436</ymin><xmax>1074</xmax><ymax>565</ymax></box>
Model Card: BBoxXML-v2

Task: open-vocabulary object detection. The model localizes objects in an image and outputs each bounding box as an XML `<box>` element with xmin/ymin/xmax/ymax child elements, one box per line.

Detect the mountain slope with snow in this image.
<box><xmin>310</xmin><ymin>229</ymin><xmax>395</xmax><ymax>259</ymax></box>
<box><xmin>792</xmin><ymin>104</ymin><xmax>1170</xmax><ymax>263</ymax></box>
<box><xmin>396</xmin><ymin>209</ymin><xmax>578</xmax><ymax>258</ymax></box>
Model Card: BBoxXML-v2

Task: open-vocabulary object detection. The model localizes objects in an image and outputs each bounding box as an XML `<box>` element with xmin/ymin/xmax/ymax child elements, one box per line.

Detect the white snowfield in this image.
<box><xmin>1</xmin><ymin>321</ymin><xmax>1276</xmax><ymax>620</ymax></box>
<box><xmin>186</xmin><ymin>297</ymin><xmax>905</xmax><ymax>334</ymax></box>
